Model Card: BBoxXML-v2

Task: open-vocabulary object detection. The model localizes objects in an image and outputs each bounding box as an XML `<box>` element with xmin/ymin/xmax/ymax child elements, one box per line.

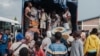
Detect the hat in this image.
<box><xmin>16</xmin><ymin>33</ymin><xmax>24</xmax><ymax>41</ymax></box>
<box><xmin>62</xmin><ymin>32</ymin><xmax>69</xmax><ymax>40</ymax></box>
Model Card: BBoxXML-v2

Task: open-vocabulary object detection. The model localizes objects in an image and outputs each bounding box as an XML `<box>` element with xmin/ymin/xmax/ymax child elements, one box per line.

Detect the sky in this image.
<box><xmin>78</xmin><ymin>0</ymin><xmax>100</xmax><ymax>21</ymax></box>
<box><xmin>0</xmin><ymin>0</ymin><xmax>100</xmax><ymax>23</ymax></box>
<box><xmin>0</xmin><ymin>0</ymin><xmax>22</xmax><ymax>23</ymax></box>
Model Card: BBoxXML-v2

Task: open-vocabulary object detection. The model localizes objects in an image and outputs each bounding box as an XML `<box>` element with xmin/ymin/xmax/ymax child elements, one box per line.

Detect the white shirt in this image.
<box><xmin>31</xmin><ymin>7</ymin><xmax>37</xmax><ymax>16</ymax></box>
<box><xmin>10</xmin><ymin>42</ymin><xmax>29</xmax><ymax>56</ymax></box>
<box><xmin>41</xmin><ymin>37</ymin><xmax>51</xmax><ymax>50</ymax></box>
<box><xmin>41</xmin><ymin>13</ymin><xmax>47</xmax><ymax>21</ymax></box>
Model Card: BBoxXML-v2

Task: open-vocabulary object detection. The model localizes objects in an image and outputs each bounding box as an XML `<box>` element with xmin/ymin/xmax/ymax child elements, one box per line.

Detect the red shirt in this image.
<box><xmin>34</xmin><ymin>49</ymin><xmax>45</xmax><ymax>56</ymax></box>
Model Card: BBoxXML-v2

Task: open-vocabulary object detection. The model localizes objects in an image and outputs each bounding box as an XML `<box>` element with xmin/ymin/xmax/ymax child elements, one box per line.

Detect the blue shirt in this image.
<box><xmin>47</xmin><ymin>43</ymin><xmax>67</xmax><ymax>56</ymax></box>
<box><xmin>0</xmin><ymin>34</ymin><xmax>8</xmax><ymax>49</ymax></box>
<box><xmin>0</xmin><ymin>34</ymin><xmax>8</xmax><ymax>55</ymax></box>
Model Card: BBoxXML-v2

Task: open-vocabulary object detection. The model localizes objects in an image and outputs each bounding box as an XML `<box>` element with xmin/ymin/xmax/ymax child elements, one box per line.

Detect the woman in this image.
<box><xmin>84</xmin><ymin>28</ymin><xmax>100</xmax><ymax>56</ymax></box>
<box><xmin>24</xmin><ymin>1</ymin><xmax>32</xmax><ymax>32</ymax></box>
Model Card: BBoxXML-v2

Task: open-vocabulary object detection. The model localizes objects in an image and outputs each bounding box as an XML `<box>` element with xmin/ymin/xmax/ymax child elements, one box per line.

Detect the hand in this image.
<box><xmin>84</xmin><ymin>53</ymin><xmax>87</xmax><ymax>56</ymax></box>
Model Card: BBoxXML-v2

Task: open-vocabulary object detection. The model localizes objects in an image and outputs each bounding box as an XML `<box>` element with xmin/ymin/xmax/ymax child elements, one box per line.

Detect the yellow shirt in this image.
<box><xmin>84</xmin><ymin>34</ymin><xmax>100</xmax><ymax>55</ymax></box>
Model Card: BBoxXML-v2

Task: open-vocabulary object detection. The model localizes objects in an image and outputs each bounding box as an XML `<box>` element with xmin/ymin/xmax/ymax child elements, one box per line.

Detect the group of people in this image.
<box><xmin>0</xmin><ymin>1</ymin><xmax>100</xmax><ymax>56</ymax></box>
<box><xmin>0</xmin><ymin>27</ymin><xmax>100</xmax><ymax>56</ymax></box>
<box><xmin>24</xmin><ymin>1</ymin><xmax>71</xmax><ymax>35</ymax></box>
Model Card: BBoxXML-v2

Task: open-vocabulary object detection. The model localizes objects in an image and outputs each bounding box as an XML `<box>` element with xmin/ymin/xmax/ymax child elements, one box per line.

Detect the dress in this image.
<box><xmin>40</xmin><ymin>13</ymin><xmax>47</xmax><ymax>29</ymax></box>
<box><xmin>24</xmin><ymin>7</ymin><xmax>32</xmax><ymax>31</ymax></box>
<box><xmin>24</xmin><ymin>12</ymin><xmax>31</xmax><ymax>30</ymax></box>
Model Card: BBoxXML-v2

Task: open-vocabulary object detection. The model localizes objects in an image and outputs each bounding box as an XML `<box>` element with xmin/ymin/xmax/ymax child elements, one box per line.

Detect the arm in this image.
<box><xmin>41</xmin><ymin>39</ymin><xmax>47</xmax><ymax>49</ymax></box>
<box><xmin>84</xmin><ymin>36</ymin><xmax>90</xmax><ymax>55</ymax></box>
<box><xmin>25</xmin><ymin>7</ymin><xmax>31</xmax><ymax>20</ymax></box>
<box><xmin>67</xmin><ymin>11</ymin><xmax>71</xmax><ymax>21</ymax></box>
<box><xmin>10</xmin><ymin>43</ymin><xmax>14</xmax><ymax>50</ymax></box>
<box><xmin>79</xmin><ymin>42</ymin><xmax>84</xmax><ymax>56</ymax></box>
<box><xmin>96</xmin><ymin>37</ymin><xmax>100</xmax><ymax>56</ymax></box>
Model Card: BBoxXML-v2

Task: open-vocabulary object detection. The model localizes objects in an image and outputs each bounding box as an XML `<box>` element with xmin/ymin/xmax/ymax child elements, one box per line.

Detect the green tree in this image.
<box><xmin>14</xmin><ymin>17</ymin><xmax>17</xmax><ymax>21</ymax></box>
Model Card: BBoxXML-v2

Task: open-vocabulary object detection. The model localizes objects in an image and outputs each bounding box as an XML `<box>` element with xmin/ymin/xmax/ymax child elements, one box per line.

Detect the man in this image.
<box><xmin>70</xmin><ymin>31</ymin><xmax>83</xmax><ymax>56</ymax></box>
<box><xmin>0</xmin><ymin>29</ymin><xmax>10</xmax><ymax>56</ymax></box>
<box><xmin>10</xmin><ymin>33</ymin><xmax>29</xmax><ymax>56</ymax></box>
<box><xmin>47</xmin><ymin>32</ymin><xmax>67</xmax><ymax>56</ymax></box>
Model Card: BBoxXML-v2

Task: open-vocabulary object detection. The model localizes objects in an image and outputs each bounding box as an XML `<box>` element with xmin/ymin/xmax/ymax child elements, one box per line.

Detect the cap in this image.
<box><xmin>16</xmin><ymin>33</ymin><xmax>24</xmax><ymax>41</ymax></box>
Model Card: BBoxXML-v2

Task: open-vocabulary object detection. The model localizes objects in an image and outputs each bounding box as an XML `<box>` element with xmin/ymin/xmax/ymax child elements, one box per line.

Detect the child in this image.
<box><xmin>34</xmin><ymin>41</ymin><xmax>45</xmax><ymax>56</ymax></box>
<box><xmin>84</xmin><ymin>28</ymin><xmax>100</xmax><ymax>56</ymax></box>
<box><xmin>19</xmin><ymin>47</ymin><xmax>29</xmax><ymax>56</ymax></box>
<box><xmin>47</xmin><ymin>32</ymin><xmax>68</xmax><ymax>56</ymax></box>
<box><xmin>70</xmin><ymin>31</ymin><xmax>84</xmax><ymax>56</ymax></box>
<box><xmin>41</xmin><ymin>32</ymin><xmax>51</xmax><ymax>54</ymax></box>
